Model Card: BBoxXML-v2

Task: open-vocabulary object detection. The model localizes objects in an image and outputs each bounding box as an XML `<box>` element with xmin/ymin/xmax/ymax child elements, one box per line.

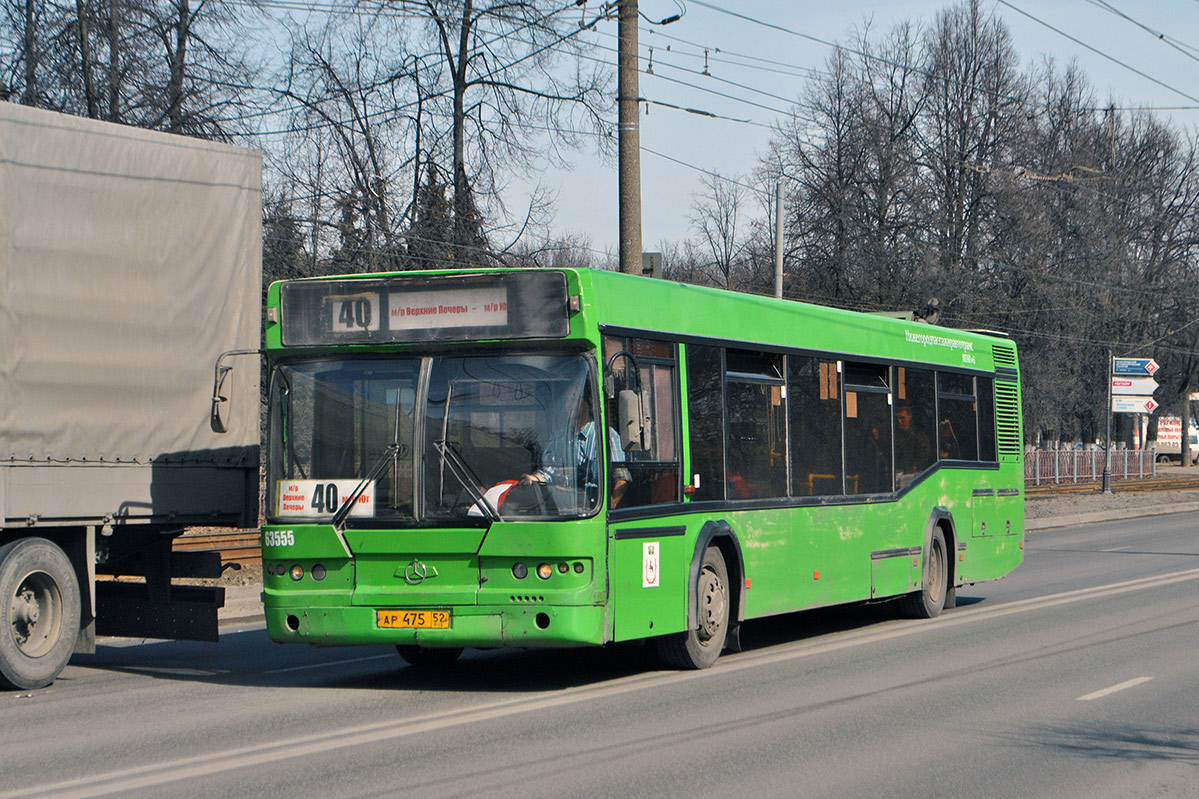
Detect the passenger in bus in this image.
<box><xmin>939</xmin><ymin>417</ymin><xmax>959</xmax><ymax>460</ymax></box>
<box><xmin>895</xmin><ymin>406</ymin><xmax>933</xmax><ymax>478</ymax></box>
<box><xmin>521</xmin><ymin>393</ymin><xmax>631</xmax><ymax>507</ymax></box>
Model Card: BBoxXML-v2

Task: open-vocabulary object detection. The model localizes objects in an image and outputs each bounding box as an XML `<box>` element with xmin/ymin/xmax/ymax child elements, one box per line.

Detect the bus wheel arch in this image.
<box><xmin>901</xmin><ymin>509</ymin><xmax>953</xmax><ymax>619</ymax></box>
<box><xmin>936</xmin><ymin>514</ymin><xmax>958</xmax><ymax>610</ymax></box>
<box><xmin>694</xmin><ymin>521</ymin><xmax>745</xmax><ymax>626</ymax></box>
<box><xmin>655</xmin><ymin>521</ymin><xmax>744</xmax><ymax>669</ymax></box>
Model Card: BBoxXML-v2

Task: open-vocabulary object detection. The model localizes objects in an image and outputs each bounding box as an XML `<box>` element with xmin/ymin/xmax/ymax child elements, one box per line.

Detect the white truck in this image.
<box><xmin>1153</xmin><ymin>416</ymin><xmax>1198</xmax><ymax>464</ymax></box>
<box><xmin>0</xmin><ymin>103</ymin><xmax>261</xmax><ymax>689</ymax></box>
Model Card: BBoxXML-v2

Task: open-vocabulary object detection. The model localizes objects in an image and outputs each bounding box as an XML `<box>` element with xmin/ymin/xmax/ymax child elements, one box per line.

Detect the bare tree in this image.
<box><xmin>1</xmin><ymin>0</ymin><xmax>263</xmax><ymax>137</ymax></box>
<box><xmin>409</xmin><ymin>0</ymin><xmax>613</xmax><ymax>261</ymax></box>
<box><xmin>917</xmin><ymin>0</ymin><xmax>1028</xmax><ymax>306</ymax></box>
<box><xmin>276</xmin><ymin>8</ymin><xmax>424</xmax><ymax>272</ymax></box>
<box><xmin>687</xmin><ymin>172</ymin><xmax>757</xmax><ymax>290</ymax></box>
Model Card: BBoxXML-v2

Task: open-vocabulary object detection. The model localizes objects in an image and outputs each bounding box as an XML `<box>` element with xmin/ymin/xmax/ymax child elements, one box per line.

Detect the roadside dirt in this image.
<box><xmin>1025</xmin><ymin>488</ymin><xmax>1199</xmax><ymax>519</ymax></box>
<box><xmin>1027</xmin><ymin>462</ymin><xmax>1199</xmax><ymax>519</ymax></box>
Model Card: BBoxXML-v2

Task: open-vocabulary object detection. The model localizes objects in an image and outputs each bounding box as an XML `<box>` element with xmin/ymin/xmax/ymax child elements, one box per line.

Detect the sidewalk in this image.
<box><xmin>1026</xmin><ymin>500</ymin><xmax>1199</xmax><ymax>532</ymax></box>
<box><xmin>220</xmin><ymin>584</ymin><xmax>264</xmax><ymax>626</ymax></box>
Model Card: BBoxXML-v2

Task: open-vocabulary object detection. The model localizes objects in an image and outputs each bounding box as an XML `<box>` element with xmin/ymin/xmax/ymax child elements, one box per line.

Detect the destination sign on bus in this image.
<box><xmin>275</xmin><ymin>479</ymin><xmax>375</xmax><ymax>519</ymax></box>
<box><xmin>280</xmin><ymin>271</ymin><xmax>569</xmax><ymax>346</ymax></box>
<box><xmin>388</xmin><ymin>286</ymin><xmax>508</xmax><ymax>330</ymax></box>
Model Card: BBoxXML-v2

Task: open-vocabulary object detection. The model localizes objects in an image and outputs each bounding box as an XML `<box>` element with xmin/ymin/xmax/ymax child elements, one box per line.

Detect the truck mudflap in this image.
<box><xmin>95</xmin><ymin>540</ymin><xmax>229</xmax><ymax>642</ymax></box>
<box><xmin>94</xmin><ymin>582</ymin><xmax>226</xmax><ymax>641</ymax></box>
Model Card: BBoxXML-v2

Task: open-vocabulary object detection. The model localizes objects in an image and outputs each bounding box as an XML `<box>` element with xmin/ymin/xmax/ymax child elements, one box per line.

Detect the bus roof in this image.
<box><xmin>268</xmin><ymin>267</ymin><xmax>1016</xmax><ymax>374</ymax></box>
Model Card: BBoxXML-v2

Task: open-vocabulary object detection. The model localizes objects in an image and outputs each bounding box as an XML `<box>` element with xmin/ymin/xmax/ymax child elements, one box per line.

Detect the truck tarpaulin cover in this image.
<box><xmin>0</xmin><ymin>103</ymin><xmax>261</xmax><ymax>465</ymax></box>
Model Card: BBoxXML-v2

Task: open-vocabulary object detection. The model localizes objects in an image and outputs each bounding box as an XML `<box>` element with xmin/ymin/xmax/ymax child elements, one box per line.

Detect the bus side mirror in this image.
<box><xmin>617</xmin><ymin>389</ymin><xmax>652</xmax><ymax>452</ymax></box>
<box><xmin>210</xmin><ymin>349</ymin><xmax>261</xmax><ymax>433</ymax></box>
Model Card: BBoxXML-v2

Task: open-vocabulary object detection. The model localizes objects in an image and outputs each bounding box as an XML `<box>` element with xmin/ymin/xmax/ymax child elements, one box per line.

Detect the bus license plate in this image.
<box><xmin>376</xmin><ymin>609</ymin><xmax>451</xmax><ymax>629</ymax></box>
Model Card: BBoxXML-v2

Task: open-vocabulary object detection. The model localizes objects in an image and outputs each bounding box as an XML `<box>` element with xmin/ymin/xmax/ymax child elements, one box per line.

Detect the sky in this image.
<box><xmin>509</xmin><ymin>0</ymin><xmax>1199</xmax><ymax>257</ymax></box>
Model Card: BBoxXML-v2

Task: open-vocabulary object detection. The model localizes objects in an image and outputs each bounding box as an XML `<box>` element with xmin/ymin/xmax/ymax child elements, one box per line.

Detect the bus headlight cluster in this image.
<box><xmin>267</xmin><ymin>563</ymin><xmax>327</xmax><ymax>582</ymax></box>
<box><xmin>511</xmin><ymin>561</ymin><xmax>584</xmax><ymax>580</ymax></box>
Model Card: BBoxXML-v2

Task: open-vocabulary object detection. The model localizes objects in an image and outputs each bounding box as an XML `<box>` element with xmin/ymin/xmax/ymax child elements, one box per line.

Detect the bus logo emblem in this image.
<box><xmin>403</xmin><ymin>560</ymin><xmax>438</xmax><ymax>585</ymax></box>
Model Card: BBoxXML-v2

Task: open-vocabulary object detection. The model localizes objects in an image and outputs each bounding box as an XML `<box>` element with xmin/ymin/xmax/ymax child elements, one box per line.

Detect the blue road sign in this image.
<box><xmin>1113</xmin><ymin>358</ymin><xmax>1159</xmax><ymax>376</ymax></box>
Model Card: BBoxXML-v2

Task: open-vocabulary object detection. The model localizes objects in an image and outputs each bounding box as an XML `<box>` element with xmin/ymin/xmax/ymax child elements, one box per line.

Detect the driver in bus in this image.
<box><xmin>521</xmin><ymin>392</ymin><xmax>631</xmax><ymax>507</ymax></box>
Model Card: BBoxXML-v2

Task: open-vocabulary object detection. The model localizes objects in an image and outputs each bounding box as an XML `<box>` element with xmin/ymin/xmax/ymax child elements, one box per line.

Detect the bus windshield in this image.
<box><xmin>268</xmin><ymin>353</ymin><xmax>599</xmax><ymax>524</ymax></box>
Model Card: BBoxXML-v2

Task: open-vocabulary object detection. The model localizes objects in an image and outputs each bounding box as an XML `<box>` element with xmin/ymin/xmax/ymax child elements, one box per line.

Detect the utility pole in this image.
<box><xmin>773</xmin><ymin>183</ymin><xmax>783</xmax><ymax>299</ymax></box>
<box><xmin>617</xmin><ymin>0</ymin><xmax>642</xmax><ymax>275</ymax></box>
<box><xmin>1103</xmin><ymin>349</ymin><xmax>1113</xmax><ymax>493</ymax></box>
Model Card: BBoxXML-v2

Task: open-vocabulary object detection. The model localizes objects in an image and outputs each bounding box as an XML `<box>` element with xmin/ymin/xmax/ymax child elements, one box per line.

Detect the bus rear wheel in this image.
<box><xmin>395</xmin><ymin>645</ymin><xmax>463</xmax><ymax>669</ymax></box>
<box><xmin>900</xmin><ymin>527</ymin><xmax>948</xmax><ymax>619</ymax></box>
<box><xmin>656</xmin><ymin>546</ymin><xmax>729</xmax><ymax>670</ymax></box>
<box><xmin>0</xmin><ymin>537</ymin><xmax>82</xmax><ymax>690</ymax></box>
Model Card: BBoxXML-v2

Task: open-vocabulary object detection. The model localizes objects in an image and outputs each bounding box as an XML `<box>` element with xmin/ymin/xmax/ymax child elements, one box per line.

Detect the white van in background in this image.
<box><xmin>1154</xmin><ymin>416</ymin><xmax>1199</xmax><ymax>464</ymax></box>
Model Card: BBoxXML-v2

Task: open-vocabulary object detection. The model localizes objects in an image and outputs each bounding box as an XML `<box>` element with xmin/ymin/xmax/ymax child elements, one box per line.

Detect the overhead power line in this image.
<box><xmin>1082</xmin><ymin>0</ymin><xmax>1199</xmax><ymax>67</ymax></box>
<box><xmin>996</xmin><ymin>0</ymin><xmax>1199</xmax><ymax>105</ymax></box>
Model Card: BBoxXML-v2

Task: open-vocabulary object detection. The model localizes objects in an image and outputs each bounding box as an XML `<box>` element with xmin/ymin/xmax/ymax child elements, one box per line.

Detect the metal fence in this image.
<box><xmin>1024</xmin><ymin>449</ymin><xmax>1156</xmax><ymax>486</ymax></box>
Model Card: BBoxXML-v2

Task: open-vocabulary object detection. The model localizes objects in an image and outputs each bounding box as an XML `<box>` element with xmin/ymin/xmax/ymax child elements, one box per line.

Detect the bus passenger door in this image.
<box><xmin>602</xmin><ymin>334</ymin><xmax>686</xmax><ymax>642</ymax></box>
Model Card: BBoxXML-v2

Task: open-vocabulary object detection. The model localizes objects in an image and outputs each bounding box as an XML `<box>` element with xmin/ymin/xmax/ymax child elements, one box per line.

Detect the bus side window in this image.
<box><xmin>789</xmin><ymin>356</ymin><xmax>843</xmax><ymax>496</ymax></box>
<box><xmin>978</xmin><ymin>376</ymin><xmax>997</xmax><ymax>462</ymax></box>
<box><xmin>938</xmin><ymin>372</ymin><xmax>979</xmax><ymax>461</ymax></box>
<box><xmin>843</xmin><ymin>362</ymin><xmax>892</xmax><ymax>495</ymax></box>
<box><xmin>686</xmin><ymin>344</ymin><xmax>726</xmax><ymax>502</ymax></box>
<box><xmin>894</xmin><ymin>366</ymin><xmax>936</xmax><ymax>488</ymax></box>
<box><xmin>725</xmin><ymin>349</ymin><xmax>786</xmax><ymax>499</ymax></box>
<box><xmin>604</xmin><ymin>336</ymin><xmax>682</xmax><ymax>508</ymax></box>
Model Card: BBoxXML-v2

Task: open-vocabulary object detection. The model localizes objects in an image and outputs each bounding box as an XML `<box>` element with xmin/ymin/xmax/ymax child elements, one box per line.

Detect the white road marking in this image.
<box><xmin>1101</xmin><ymin>546</ymin><xmax>1133</xmax><ymax>552</ymax></box>
<box><xmin>1076</xmin><ymin>676</ymin><xmax>1153</xmax><ymax>702</ymax></box>
<box><xmin>4</xmin><ymin>566</ymin><xmax>1198</xmax><ymax>799</ymax></box>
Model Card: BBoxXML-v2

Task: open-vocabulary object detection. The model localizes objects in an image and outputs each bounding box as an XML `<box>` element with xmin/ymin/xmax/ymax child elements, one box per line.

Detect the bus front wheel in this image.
<box><xmin>900</xmin><ymin>527</ymin><xmax>948</xmax><ymax>619</ymax></box>
<box><xmin>0</xmin><ymin>537</ymin><xmax>82</xmax><ymax>690</ymax></box>
<box><xmin>656</xmin><ymin>546</ymin><xmax>729</xmax><ymax>670</ymax></box>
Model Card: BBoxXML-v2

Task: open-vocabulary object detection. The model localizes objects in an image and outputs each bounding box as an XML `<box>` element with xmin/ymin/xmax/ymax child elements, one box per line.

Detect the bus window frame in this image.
<box><xmin>600</xmin><ymin>330</ymin><xmax>684</xmax><ymax>509</ymax></box>
<box><xmin>266</xmin><ymin>347</ymin><xmax>607</xmax><ymax>527</ymax></box>
<box><xmin>607</xmin><ymin>331</ymin><xmax>1005</xmax><ymax>522</ymax></box>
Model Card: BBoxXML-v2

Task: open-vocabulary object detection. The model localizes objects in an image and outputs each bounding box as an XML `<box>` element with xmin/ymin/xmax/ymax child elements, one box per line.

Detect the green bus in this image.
<box><xmin>259</xmin><ymin>268</ymin><xmax>1023</xmax><ymax>669</ymax></box>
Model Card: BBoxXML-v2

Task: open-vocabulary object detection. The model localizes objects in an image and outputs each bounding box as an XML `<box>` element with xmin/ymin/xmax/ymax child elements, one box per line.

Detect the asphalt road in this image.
<box><xmin>3</xmin><ymin>514</ymin><xmax>1197</xmax><ymax>799</ymax></box>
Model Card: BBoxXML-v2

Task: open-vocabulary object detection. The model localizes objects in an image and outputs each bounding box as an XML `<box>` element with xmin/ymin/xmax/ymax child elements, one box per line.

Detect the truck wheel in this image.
<box><xmin>0</xmin><ymin>538</ymin><xmax>82</xmax><ymax>690</ymax></box>
<box><xmin>655</xmin><ymin>546</ymin><xmax>729</xmax><ymax>669</ymax></box>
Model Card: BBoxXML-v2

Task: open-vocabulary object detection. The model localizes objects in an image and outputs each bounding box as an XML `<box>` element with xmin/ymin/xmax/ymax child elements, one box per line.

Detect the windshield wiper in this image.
<box><xmin>331</xmin><ymin>442</ymin><xmax>402</xmax><ymax>532</ymax></box>
<box><xmin>434</xmin><ymin>439</ymin><xmax>502</xmax><ymax>522</ymax></box>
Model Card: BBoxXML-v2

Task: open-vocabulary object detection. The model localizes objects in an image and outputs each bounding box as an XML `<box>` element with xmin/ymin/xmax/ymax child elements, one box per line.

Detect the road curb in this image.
<box><xmin>1026</xmin><ymin>501</ymin><xmax>1199</xmax><ymax>532</ymax></box>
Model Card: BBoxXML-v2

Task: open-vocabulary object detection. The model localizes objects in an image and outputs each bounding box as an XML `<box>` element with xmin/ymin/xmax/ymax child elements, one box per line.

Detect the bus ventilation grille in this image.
<box><xmin>992</xmin><ymin>343</ymin><xmax>1018</xmax><ymax>370</ymax></box>
<box><xmin>509</xmin><ymin>595</ymin><xmax>545</xmax><ymax>604</ymax></box>
<box><xmin>995</xmin><ymin>380</ymin><xmax>1022</xmax><ymax>457</ymax></box>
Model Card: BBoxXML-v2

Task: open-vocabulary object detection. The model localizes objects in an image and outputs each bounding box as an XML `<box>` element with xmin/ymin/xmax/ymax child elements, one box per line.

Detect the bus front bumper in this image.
<box><xmin>264</xmin><ymin>600</ymin><xmax>610</xmax><ymax>649</ymax></box>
